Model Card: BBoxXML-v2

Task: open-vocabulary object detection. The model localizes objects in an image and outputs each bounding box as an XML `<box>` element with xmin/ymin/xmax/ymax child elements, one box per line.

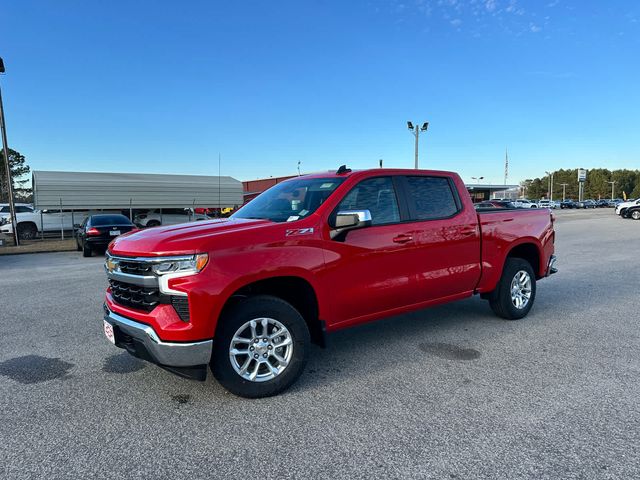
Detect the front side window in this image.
<box><xmin>337</xmin><ymin>177</ymin><xmax>400</xmax><ymax>225</ymax></box>
<box><xmin>233</xmin><ymin>177</ymin><xmax>344</xmax><ymax>223</ymax></box>
<box><xmin>405</xmin><ymin>176</ymin><xmax>459</xmax><ymax>220</ymax></box>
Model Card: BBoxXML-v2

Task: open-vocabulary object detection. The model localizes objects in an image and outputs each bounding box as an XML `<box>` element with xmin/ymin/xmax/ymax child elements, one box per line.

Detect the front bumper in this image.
<box><xmin>103</xmin><ymin>304</ymin><xmax>212</xmax><ymax>377</ymax></box>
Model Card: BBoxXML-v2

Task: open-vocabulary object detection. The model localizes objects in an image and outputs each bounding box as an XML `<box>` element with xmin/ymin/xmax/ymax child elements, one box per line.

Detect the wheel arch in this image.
<box><xmin>505</xmin><ymin>240</ymin><xmax>544</xmax><ymax>279</ymax></box>
<box><xmin>217</xmin><ymin>275</ymin><xmax>325</xmax><ymax>347</ymax></box>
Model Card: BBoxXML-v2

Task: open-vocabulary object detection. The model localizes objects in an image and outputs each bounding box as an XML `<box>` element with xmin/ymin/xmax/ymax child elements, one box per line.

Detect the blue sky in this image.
<box><xmin>2</xmin><ymin>0</ymin><xmax>639</xmax><ymax>184</ymax></box>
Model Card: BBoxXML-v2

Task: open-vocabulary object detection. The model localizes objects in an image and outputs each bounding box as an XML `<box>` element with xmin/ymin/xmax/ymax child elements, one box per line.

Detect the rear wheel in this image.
<box><xmin>146</xmin><ymin>220</ymin><xmax>161</xmax><ymax>228</ymax></box>
<box><xmin>82</xmin><ymin>243</ymin><xmax>92</xmax><ymax>257</ymax></box>
<box><xmin>211</xmin><ymin>295</ymin><xmax>310</xmax><ymax>398</ymax></box>
<box><xmin>488</xmin><ymin>258</ymin><xmax>537</xmax><ymax>320</ymax></box>
<box><xmin>76</xmin><ymin>239</ymin><xmax>82</xmax><ymax>251</ymax></box>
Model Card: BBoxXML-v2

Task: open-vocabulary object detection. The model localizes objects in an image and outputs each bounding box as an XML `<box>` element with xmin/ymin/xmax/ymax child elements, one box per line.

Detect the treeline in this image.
<box><xmin>521</xmin><ymin>168</ymin><xmax>640</xmax><ymax>200</ymax></box>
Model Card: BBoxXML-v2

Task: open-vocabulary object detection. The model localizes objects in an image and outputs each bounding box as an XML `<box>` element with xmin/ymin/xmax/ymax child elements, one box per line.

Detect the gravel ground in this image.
<box><xmin>1</xmin><ymin>209</ymin><xmax>638</xmax><ymax>479</ymax></box>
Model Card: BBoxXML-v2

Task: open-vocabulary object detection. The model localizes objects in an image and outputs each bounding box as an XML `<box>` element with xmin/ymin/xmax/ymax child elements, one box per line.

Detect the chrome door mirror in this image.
<box><xmin>331</xmin><ymin>209</ymin><xmax>372</xmax><ymax>239</ymax></box>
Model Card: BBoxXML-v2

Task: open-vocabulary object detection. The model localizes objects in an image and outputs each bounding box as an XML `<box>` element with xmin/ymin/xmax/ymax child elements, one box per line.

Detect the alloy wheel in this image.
<box><xmin>510</xmin><ymin>270</ymin><xmax>532</xmax><ymax>310</ymax></box>
<box><xmin>229</xmin><ymin>318</ymin><xmax>294</xmax><ymax>382</ymax></box>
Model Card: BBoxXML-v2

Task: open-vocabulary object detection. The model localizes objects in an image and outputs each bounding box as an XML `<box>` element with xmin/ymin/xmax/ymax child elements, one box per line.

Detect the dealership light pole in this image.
<box><xmin>607</xmin><ymin>181</ymin><xmax>616</xmax><ymax>200</ymax></box>
<box><xmin>545</xmin><ymin>171</ymin><xmax>555</xmax><ymax>201</ymax></box>
<box><xmin>407</xmin><ymin>121</ymin><xmax>428</xmax><ymax>169</ymax></box>
<box><xmin>559</xmin><ymin>183</ymin><xmax>569</xmax><ymax>201</ymax></box>
<box><xmin>0</xmin><ymin>57</ymin><xmax>19</xmax><ymax>246</ymax></box>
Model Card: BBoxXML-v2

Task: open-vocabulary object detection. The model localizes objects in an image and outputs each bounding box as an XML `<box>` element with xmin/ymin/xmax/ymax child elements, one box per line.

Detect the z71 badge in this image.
<box><xmin>285</xmin><ymin>228</ymin><xmax>314</xmax><ymax>237</ymax></box>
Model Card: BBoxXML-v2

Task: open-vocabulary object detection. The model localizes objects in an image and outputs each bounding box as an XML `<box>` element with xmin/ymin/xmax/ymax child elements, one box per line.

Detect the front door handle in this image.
<box><xmin>392</xmin><ymin>234</ymin><xmax>413</xmax><ymax>244</ymax></box>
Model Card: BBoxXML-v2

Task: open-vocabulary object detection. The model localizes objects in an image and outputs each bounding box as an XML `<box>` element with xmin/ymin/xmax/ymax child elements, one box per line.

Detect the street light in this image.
<box><xmin>545</xmin><ymin>171</ymin><xmax>555</xmax><ymax>201</ymax></box>
<box><xmin>407</xmin><ymin>121</ymin><xmax>429</xmax><ymax>169</ymax></box>
<box><xmin>607</xmin><ymin>181</ymin><xmax>616</xmax><ymax>200</ymax></box>
<box><xmin>559</xmin><ymin>183</ymin><xmax>569</xmax><ymax>201</ymax></box>
<box><xmin>0</xmin><ymin>56</ymin><xmax>19</xmax><ymax>246</ymax></box>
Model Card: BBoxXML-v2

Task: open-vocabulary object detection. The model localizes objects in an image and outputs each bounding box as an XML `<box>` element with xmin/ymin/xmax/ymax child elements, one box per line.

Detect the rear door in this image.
<box><xmin>399</xmin><ymin>175</ymin><xmax>482</xmax><ymax>301</ymax></box>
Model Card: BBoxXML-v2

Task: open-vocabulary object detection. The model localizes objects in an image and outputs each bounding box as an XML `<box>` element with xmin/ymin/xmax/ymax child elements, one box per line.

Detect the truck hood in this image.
<box><xmin>109</xmin><ymin>218</ymin><xmax>272</xmax><ymax>256</ymax></box>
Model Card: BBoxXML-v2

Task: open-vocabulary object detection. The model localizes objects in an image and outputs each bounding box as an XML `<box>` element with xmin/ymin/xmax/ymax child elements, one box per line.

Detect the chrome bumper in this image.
<box><xmin>103</xmin><ymin>306</ymin><xmax>212</xmax><ymax>367</ymax></box>
<box><xmin>547</xmin><ymin>255</ymin><xmax>558</xmax><ymax>276</ymax></box>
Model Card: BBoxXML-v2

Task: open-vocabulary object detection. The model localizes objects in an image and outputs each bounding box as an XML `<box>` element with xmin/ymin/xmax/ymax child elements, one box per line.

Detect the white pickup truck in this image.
<box><xmin>1</xmin><ymin>206</ymin><xmax>89</xmax><ymax>240</ymax></box>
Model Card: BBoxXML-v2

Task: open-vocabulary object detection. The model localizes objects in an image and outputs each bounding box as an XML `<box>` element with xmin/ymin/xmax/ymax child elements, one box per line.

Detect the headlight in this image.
<box><xmin>151</xmin><ymin>253</ymin><xmax>209</xmax><ymax>276</ymax></box>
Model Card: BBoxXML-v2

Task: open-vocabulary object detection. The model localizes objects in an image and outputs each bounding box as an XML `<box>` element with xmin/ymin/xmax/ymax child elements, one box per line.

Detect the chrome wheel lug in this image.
<box><xmin>263</xmin><ymin>338</ymin><xmax>268</xmax><ymax>342</ymax></box>
<box><xmin>254</xmin><ymin>354</ymin><xmax>259</xmax><ymax>359</ymax></box>
<box><xmin>268</xmin><ymin>345</ymin><xmax>273</xmax><ymax>350</ymax></box>
<box><xmin>249</xmin><ymin>346</ymin><xmax>254</xmax><ymax>351</ymax></box>
<box><xmin>263</xmin><ymin>353</ymin><xmax>268</xmax><ymax>358</ymax></box>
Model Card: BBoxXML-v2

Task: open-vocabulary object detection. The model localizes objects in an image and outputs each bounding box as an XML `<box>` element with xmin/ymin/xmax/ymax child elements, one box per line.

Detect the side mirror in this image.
<box><xmin>331</xmin><ymin>210</ymin><xmax>372</xmax><ymax>239</ymax></box>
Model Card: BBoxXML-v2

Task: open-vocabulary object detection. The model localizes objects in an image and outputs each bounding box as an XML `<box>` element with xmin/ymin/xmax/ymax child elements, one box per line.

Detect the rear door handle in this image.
<box><xmin>392</xmin><ymin>234</ymin><xmax>413</xmax><ymax>244</ymax></box>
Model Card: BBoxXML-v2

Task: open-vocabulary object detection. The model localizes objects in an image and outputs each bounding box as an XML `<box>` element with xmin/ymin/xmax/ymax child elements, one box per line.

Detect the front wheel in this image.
<box><xmin>211</xmin><ymin>295</ymin><xmax>310</xmax><ymax>398</ymax></box>
<box><xmin>632</xmin><ymin>211</ymin><xmax>640</xmax><ymax>220</ymax></box>
<box><xmin>488</xmin><ymin>258</ymin><xmax>537</xmax><ymax>320</ymax></box>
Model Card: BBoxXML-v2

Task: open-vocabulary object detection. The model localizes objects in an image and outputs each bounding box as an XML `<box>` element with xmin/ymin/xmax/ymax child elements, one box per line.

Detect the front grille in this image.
<box><xmin>118</xmin><ymin>260</ymin><xmax>153</xmax><ymax>276</ymax></box>
<box><xmin>109</xmin><ymin>279</ymin><xmax>160</xmax><ymax>312</ymax></box>
<box><xmin>171</xmin><ymin>296</ymin><xmax>190</xmax><ymax>321</ymax></box>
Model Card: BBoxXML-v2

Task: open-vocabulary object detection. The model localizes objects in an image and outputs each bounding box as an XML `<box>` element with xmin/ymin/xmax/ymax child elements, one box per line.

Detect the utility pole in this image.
<box><xmin>0</xmin><ymin>57</ymin><xmax>19</xmax><ymax>246</ymax></box>
<box><xmin>297</xmin><ymin>161</ymin><xmax>301</xmax><ymax>176</ymax></box>
<box><xmin>407</xmin><ymin>121</ymin><xmax>429</xmax><ymax>169</ymax></box>
<box><xmin>607</xmin><ymin>181</ymin><xmax>616</xmax><ymax>200</ymax></box>
<box><xmin>559</xmin><ymin>183</ymin><xmax>569</xmax><ymax>201</ymax></box>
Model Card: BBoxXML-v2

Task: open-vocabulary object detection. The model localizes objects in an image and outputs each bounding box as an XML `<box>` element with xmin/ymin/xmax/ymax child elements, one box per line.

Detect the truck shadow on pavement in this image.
<box><xmin>0</xmin><ymin>355</ymin><xmax>74</xmax><ymax>384</ymax></box>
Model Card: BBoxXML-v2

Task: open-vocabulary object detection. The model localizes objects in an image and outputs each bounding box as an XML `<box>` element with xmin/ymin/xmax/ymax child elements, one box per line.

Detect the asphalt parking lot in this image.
<box><xmin>1</xmin><ymin>209</ymin><xmax>638</xmax><ymax>480</ymax></box>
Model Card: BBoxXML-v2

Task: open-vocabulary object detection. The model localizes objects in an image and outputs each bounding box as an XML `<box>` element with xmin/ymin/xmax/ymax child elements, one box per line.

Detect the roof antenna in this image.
<box><xmin>336</xmin><ymin>165</ymin><xmax>351</xmax><ymax>175</ymax></box>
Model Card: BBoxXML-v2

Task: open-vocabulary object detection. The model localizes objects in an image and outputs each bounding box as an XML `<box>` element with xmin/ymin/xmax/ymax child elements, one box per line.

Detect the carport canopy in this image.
<box><xmin>32</xmin><ymin>170</ymin><xmax>244</xmax><ymax>210</ymax></box>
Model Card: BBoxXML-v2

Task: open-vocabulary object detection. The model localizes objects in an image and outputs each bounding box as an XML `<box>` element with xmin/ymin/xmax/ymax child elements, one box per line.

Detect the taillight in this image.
<box><xmin>86</xmin><ymin>227</ymin><xmax>101</xmax><ymax>236</ymax></box>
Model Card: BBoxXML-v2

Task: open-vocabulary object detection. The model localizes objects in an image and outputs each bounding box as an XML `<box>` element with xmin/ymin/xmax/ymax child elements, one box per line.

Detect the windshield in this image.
<box><xmin>233</xmin><ymin>177</ymin><xmax>345</xmax><ymax>222</ymax></box>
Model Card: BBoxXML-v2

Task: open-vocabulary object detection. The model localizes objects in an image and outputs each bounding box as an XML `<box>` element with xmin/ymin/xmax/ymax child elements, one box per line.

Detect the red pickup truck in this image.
<box><xmin>103</xmin><ymin>167</ymin><xmax>556</xmax><ymax>397</ymax></box>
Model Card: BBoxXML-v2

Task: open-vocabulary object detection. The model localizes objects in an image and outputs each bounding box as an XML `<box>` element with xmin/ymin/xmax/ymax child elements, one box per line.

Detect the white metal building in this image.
<box><xmin>32</xmin><ymin>171</ymin><xmax>243</xmax><ymax>210</ymax></box>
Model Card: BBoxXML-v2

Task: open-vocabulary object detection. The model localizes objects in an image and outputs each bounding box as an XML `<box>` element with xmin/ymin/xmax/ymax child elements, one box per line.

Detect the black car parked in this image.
<box><xmin>560</xmin><ymin>199</ymin><xmax>577</xmax><ymax>209</ymax></box>
<box><xmin>75</xmin><ymin>214</ymin><xmax>137</xmax><ymax>257</ymax></box>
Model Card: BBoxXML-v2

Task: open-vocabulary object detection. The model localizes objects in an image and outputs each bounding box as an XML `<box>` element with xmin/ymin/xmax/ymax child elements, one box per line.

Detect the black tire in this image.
<box><xmin>146</xmin><ymin>220</ymin><xmax>161</xmax><ymax>228</ymax></box>
<box><xmin>82</xmin><ymin>243</ymin><xmax>92</xmax><ymax>257</ymax></box>
<box><xmin>488</xmin><ymin>258</ymin><xmax>537</xmax><ymax>320</ymax></box>
<box><xmin>211</xmin><ymin>295</ymin><xmax>310</xmax><ymax>398</ymax></box>
<box><xmin>76</xmin><ymin>239</ymin><xmax>82</xmax><ymax>251</ymax></box>
<box><xmin>17</xmin><ymin>222</ymin><xmax>38</xmax><ymax>240</ymax></box>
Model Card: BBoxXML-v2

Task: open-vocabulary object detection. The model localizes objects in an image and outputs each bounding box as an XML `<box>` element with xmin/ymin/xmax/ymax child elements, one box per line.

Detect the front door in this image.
<box><xmin>320</xmin><ymin>176</ymin><xmax>424</xmax><ymax>326</ymax></box>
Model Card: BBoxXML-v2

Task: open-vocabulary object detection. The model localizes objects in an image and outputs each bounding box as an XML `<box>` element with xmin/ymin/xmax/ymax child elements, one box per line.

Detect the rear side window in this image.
<box><xmin>337</xmin><ymin>177</ymin><xmax>400</xmax><ymax>225</ymax></box>
<box><xmin>405</xmin><ymin>176</ymin><xmax>459</xmax><ymax>220</ymax></box>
